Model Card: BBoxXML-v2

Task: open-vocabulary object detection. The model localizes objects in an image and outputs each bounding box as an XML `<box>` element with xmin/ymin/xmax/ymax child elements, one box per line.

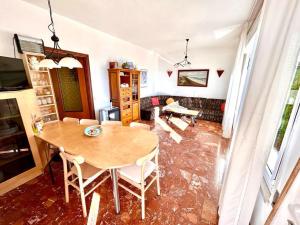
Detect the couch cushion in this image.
<box><xmin>178</xmin><ymin>97</ymin><xmax>192</xmax><ymax>108</ymax></box>
<box><xmin>190</xmin><ymin>97</ymin><xmax>204</xmax><ymax>109</ymax></box>
<box><xmin>203</xmin><ymin>98</ymin><xmax>225</xmax><ymax>110</ymax></box>
<box><xmin>202</xmin><ymin>109</ymin><xmax>224</xmax><ymax>117</ymax></box>
<box><xmin>158</xmin><ymin>95</ymin><xmax>170</xmax><ymax>105</ymax></box>
<box><xmin>140</xmin><ymin>96</ymin><xmax>152</xmax><ymax>109</ymax></box>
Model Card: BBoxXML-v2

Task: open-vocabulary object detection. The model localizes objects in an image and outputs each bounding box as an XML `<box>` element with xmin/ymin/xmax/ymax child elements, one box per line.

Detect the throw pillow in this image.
<box><xmin>151</xmin><ymin>97</ymin><xmax>160</xmax><ymax>106</ymax></box>
<box><xmin>221</xmin><ymin>102</ymin><xmax>225</xmax><ymax>112</ymax></box>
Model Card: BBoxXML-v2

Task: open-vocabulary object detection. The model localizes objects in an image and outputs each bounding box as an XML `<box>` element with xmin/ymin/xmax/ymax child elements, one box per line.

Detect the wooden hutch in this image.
<box><xmin>108</xmin><ymin>69</ymin><xmax>141</xmax><ymax>125</ymax></box>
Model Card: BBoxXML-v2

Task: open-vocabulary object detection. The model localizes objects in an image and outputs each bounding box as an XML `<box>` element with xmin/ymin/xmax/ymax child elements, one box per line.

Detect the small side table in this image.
<box><xmin>99</xmin><ymin>106</ymin><xmax>120</xmax><ymax>122</ymax></box>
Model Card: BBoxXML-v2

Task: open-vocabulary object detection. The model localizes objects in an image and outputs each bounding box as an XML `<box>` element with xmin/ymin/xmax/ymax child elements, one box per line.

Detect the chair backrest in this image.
<box><xmin>87</xmin><ymin>192</ymin><xmax>101</xmax><ymax>225</ymax></box>
<box><xmin>59</xmin><ymin>147</ymin><xmax>85</xmax><ymax>164</ymax></box>
<box><xmin>101</xmin><ymin>120</ymin><xmax>122</xmax><ymax>126</ymax></box>
<box><xmin>63</xmin><ymin>117</ymin><xmax>80</xmax><ymax>124</ymax></box>
<box><xmin>154</xmin><ymin>106</ymin><xmax>160</xmax><ymax>119</ymax></box>
<box><xmin>129</xmin><ymin>122</ymin><xmax>150</xmax><ymax>130</ymax></box>
<box><xmin>80</xmin><ymin>119</ymin><xmax>99</xmax><ymax>126</ymax></box>
<box><xmin>136</xmin><ymin>146</ymin><xmax>159</xmax><ymax>166</ymax></box>
<box><xmin>59</xmin><ymin>147</ymin><xmax>85</xmax><ymax>178</ymax></box>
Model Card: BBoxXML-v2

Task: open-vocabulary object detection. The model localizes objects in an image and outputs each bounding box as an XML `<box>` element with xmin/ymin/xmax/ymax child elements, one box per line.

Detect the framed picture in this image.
<box><xmin>140</xmin><ymin>69</ymin><xmax>148</xmax><ymax>87</ymax></box>
<box><xmin>177</xmin><ymin>69</ymin><xmax>209</xmax><ymax>87</ymax></box>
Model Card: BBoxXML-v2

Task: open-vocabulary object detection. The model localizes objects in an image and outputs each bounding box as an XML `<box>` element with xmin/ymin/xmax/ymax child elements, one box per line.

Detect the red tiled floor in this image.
<box><xmin>0</xmin><ymin>119</ymin><xmax>228</xmax><ymax>225</ymax></box>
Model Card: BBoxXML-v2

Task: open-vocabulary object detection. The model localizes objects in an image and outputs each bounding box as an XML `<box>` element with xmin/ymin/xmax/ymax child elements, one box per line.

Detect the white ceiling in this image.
<box><xmin>22</xmin><ymin>0</ymin><xmax>255</xmax><ymax>61</ymax></box>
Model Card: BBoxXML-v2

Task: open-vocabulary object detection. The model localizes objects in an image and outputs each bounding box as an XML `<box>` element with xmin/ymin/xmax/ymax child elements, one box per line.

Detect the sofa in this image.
<box><xmin>140</xmin><ymin>95</ymin><xmax>225</xmax><ymax>123</ymax></box>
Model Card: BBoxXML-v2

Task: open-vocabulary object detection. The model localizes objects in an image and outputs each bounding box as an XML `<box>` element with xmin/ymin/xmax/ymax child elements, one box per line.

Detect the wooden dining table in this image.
<box><xmin>35</xmin><ymin>121</ymin><xmax>159</xmax><ymax>214</ymax></box>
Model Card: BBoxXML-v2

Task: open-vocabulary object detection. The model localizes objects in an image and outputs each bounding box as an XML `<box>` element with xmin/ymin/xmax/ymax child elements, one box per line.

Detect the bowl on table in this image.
<box><xmin>84</xmin><ymin>125</ymin><xmax>102</xmax><ymax>137</ymax></box>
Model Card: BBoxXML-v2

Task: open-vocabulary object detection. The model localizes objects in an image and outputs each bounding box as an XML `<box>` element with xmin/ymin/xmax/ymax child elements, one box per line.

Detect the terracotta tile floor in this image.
<box><xmin>0</xmin><ymin>120</ymin><xmax>228</xmax><ymax>225</ymax></box>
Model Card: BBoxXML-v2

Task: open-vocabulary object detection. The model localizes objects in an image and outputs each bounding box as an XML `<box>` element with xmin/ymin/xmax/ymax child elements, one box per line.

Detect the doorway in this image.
<box><xmin>45</xmin><ymin>48</ymin><xmax>95</xmax><ymax>120</ymax></box>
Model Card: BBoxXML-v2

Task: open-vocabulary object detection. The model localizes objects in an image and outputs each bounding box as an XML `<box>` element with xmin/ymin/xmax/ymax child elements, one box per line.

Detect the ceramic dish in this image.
<box><xmin>84</xmin><ymin>125</ymin><xmax>102</xmax><ymax>137</ymax></box>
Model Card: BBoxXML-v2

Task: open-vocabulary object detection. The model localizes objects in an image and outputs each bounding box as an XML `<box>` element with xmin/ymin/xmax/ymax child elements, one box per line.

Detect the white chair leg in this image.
<box><xmin>65</xmin><ymin>182</ymin><xmax>69</xmax><ymax>203</ymax></box>
<box><xmin>80</xmin><ymin>188</ymin><xmax>87</xmax><ymax>217</ymax></box>
<box><xmin>156</xmin><ymin>171</ymin><xmax>161</xmax><ymax>196</ymax></box>
<box><xmin>141</xmin><ymin>192</ymin><xmax>145</xmax><ymax>219</ymax></box>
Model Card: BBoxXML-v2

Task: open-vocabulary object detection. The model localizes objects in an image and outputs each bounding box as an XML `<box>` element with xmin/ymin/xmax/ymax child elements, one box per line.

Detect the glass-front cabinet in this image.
<box><xmin>0</xmin><ymin>98</ymin><xmax>35</xmax><ymax>183</ymax></box>
<box><xmin>108</xmin><ymin>69</ymin><xmax>141</xmax><ymax>125</ymax></box>
<box><xmin>132</xmin><ymin>73</ymin><xmax>139</xmax><ymax>101</ymax></box>
<box><xmin>131</xmin><ymin>72</ymin><xmax>140</xmax><ymax>121</ymax></box>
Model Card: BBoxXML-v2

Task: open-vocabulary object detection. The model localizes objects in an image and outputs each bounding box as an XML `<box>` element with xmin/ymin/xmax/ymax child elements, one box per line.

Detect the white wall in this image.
<box><xmin>155</xmin><ymin>47</ymin><xmax>236</xmax><ymax>99</ymax></box>
<box><xmin>0</xmin><ymin>0</ymin><xmax>160</xmax><ymax>119</ymax></box>
<box><xmin>0</xmin><ymin>0</ymin><xmax>236</xmax><ymax>120</ymax></box>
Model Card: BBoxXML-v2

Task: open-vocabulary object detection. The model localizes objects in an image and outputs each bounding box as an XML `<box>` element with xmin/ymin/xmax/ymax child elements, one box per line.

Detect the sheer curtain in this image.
<box><xmin>218</xmin><ymin>0</ymin><xmax>300</xmax><ymax>224</ymax></box>
<box><xmin>222</xmin><ymin>25</ymin><xmax>248</xmax><ymax>138</ymax></box>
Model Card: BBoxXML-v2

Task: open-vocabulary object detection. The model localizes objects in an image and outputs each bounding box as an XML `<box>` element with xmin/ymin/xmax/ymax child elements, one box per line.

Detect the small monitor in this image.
<box><xmin>0</xmin><ymin>56</ymin><xmax>30</xmax><ymax>91</ymax></box>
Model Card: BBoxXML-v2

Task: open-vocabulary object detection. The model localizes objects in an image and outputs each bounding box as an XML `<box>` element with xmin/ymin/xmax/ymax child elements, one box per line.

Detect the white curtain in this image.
<box><xmin>222</xmin><ymin>25</ymin><xmax>248</xmax><ymax>138</ymax></box>
<box><xmin>218</xmin><ymin>0</ymin><xmax>300</xmax><ymax>224</ymax></box>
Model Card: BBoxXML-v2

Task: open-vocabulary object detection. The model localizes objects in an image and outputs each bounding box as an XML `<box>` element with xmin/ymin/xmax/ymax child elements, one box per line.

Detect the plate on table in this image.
<box><xmin>84</xmin><ymin>125</ymin><xmax>102</xmax><ymax>137</ymax></box>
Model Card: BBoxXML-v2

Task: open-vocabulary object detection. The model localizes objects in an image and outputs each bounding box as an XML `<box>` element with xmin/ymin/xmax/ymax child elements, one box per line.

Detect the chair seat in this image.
<box><xmin>119</xmin><ymin>161</ymin><xmax>156</xmax><ymax>183</ymax></box>
<box><xmin>71</xmin><ymin>163</ymin><xmax>105</xmax><ymax>180</ymax></box>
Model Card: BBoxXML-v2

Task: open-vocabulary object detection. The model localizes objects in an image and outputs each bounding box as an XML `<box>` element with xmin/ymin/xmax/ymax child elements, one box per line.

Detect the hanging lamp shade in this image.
<box><xmin>40</xmin><ymin>0</ymin><xmax>83</xmax><ymax>70</ymax></box>
<box><xmin>58</xmin><ymin>57</ymin><xmax>82</xmax><ymax>69</ymax></box>
<box><xmin>39</xmin><ymin>58</ymin><xmax>60</xmax><ymax>69</ymax></box>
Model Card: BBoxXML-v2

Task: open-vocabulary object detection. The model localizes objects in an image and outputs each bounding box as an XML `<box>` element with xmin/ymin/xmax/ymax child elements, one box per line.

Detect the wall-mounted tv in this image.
<box><xmin>0</xmin><ymin>56</ymin><xmax>30</xmax><ymax>91</ymax></box>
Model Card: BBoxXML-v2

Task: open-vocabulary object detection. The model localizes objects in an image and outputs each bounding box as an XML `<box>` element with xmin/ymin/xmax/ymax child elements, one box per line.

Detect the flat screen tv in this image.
<box><xmin>0</xmin><ymin>56</ymin><xmax>30</xmax><ymax>91</ymax></box>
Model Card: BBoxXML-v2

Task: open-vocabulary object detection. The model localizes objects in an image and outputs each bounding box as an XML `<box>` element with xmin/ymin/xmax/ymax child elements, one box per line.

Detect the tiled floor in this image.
<box><xmin>0</xmin><ymin>119</ymin><xmax>228</xmax><ymax>225</ymax></box>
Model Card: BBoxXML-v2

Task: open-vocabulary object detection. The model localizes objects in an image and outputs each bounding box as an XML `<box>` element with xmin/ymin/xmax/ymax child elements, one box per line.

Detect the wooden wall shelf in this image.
<box><xmin>22</xmin><ymin>52</ymin><xmax>59</xmax><ymax>123</ymax></box>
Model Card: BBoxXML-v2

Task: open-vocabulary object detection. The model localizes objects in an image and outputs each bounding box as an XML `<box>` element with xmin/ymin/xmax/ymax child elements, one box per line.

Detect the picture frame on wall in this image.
<box><xmin>140</xmin><ymin>69</ymin><xmax>148</xmax><ymax>87</ymax></box>
<box><xmin>177</xmin><ymin>69</ymin><xmax>209</xmax><ymax>87</ymax></box>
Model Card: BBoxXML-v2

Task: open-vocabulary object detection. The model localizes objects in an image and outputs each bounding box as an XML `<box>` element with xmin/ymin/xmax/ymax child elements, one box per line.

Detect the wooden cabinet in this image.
<box><xmin>0</xmin><ymin>89</ymin><xmax>43</xmax><ymax>195</ymax></box>
<box><xmin>108</xmin><ymin>69</ymin><xmax>140</xmax><ymax>126</ymax></box>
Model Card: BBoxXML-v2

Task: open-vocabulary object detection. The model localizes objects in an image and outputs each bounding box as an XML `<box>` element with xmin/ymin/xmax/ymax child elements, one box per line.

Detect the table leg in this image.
<box><xmin>111</xmin><ymin>169</ymin><xmax>120</xmax><ymax>214</ymax></box>
<box><xmin>191</xmin><ymin>116</ymin><xmax>196</xmax><ymax>127</ymax></box>
<box><xmin>166</xmin><ymin>113</ymin><xmax>173</xmax><ymax>123</ymax></box>
<box><xmin>44</xmin><ymin>143</ymin><xmax>55</xmax><ymax>184</ymax></box>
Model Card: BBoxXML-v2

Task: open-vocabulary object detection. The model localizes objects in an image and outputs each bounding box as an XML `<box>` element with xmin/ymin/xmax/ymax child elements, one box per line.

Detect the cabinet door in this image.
<box><xmin>131</xmin><ymin>73</ymin><xmax>139</xmax><ymax>101</ymax></box>
<box><xmin>109</xmin><ymin>71</ymin><xmax>119</xmax><ymax>102</ymax></box>
<box><xmin>132</xmin><ymin>102</ymin><xmax>139</xmax><ymax>120</ymax></box>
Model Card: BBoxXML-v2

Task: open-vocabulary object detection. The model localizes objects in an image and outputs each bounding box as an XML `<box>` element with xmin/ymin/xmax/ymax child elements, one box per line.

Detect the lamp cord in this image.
<box><xmin>46</xmin><ymin>0</ymin><xmax>78</xmax><ymax>63</ymax></box>
<box><xmin>185</xmin><ymin>39</ymin><xmax>189</xmax><ymax>58</ymax></box>
<box><xmin>47</xmin><ymin>0</ymin><xmax>55</xmax><ymax>34</ymax></box>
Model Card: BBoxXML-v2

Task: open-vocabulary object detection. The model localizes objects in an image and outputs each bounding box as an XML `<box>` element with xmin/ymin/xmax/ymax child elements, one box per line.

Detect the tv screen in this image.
<box><xmin>0</xmin><ymin>56</ymin><xmax>30</xmax><ymax>91</ymax></box>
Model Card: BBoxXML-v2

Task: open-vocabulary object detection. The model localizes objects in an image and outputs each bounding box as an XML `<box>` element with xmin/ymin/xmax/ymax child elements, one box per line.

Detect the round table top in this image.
<box><xmin>36</xmin><ymin>121</ymin><xmax>159</xmax><ymax>169</ymax></box>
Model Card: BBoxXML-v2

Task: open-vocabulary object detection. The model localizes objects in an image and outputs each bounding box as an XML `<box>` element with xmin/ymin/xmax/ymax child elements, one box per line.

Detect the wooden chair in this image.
<box><xmin>59</xmin><ymin>147</ymin><xmax>110</xmax><ymax>217</ymax></box>
<box><xmin>80</xmin><ymin>119</ymin><xmax>99</xmax><ymax>126</ymax></box>
<box><xmin>87</xmin><ymin>192</ymin><xmax>101</xmax><ymax>225</ymax></box>
<box><xmin>118</xmin><ymin>146</ymin><xmax>160</xmax><ymax>219</ymax></box>
<box><xmin>101</xmin><ymin>120</ymin><xmax>122</xmax><ymax>126</ymax></box>
<box><xmin>129</xmin><ymin>122</ymin><xmax>150</xmax><ymax>130</ymax></box>
<box><xmin>63</xmin><ymin>117</ymin><xmax>80</xmax><ymax>124</ymax></box>
<box><xmin>46</xmin><ymin>116</ymin><xmax>80</xmax><ymax>182</ymax></box>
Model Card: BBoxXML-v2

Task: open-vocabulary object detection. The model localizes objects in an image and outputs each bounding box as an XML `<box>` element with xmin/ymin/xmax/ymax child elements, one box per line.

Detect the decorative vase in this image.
<box><xmin>109</xmin><ymin>62</ymin><xmax>118</xmax><ymax>69</ymax></box>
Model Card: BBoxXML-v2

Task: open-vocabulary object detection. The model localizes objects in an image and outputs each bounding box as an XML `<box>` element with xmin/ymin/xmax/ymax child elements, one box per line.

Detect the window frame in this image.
<box><xmin>263</xmin><ymin>63</ymin><xmax>300</xmax><ymax>196</ymax></box>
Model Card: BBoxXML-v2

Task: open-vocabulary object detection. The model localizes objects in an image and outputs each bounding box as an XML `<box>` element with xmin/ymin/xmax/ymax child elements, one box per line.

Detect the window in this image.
<box><xmin>264</xmin><ymin>62</ymin><xmax>300</xmax><ymax>191</ymax></box>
